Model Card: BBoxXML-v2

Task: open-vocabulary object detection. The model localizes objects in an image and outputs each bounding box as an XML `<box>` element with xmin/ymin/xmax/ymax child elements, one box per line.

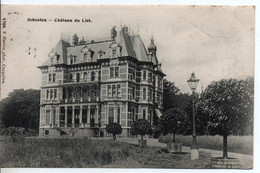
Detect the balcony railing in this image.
<box><xmin>61</xmin><ymin>77</ymin><xmax>101</xmax><ymax>84</ymax></box>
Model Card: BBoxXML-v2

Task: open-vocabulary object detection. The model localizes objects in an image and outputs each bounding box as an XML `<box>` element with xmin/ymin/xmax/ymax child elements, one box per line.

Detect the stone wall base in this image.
<box><xmin>211</xmin><ymin>157</ymin><xmax>241</xmax><ymax>169</ymax></box>
<box><xmin>39</xmin><ymin>127</ymin><xmax>129</xmax><ymax>138</ymax></box>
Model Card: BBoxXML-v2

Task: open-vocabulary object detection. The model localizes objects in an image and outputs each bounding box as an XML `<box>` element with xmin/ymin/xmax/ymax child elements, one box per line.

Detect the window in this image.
<box><xmin>52</xmin><ymin>74</ymin><xmax>56</xmax><ymax>83</ymax></box>
<box><xmin>70</xmin><ymin>57</ymin><xmax>73</xmax><ymax>64</ymax></box>
<box><xmin>112</xmin><ymin>49</ymin><xmax>116</xmax><ymax>58</ymax></box>
<box><xmin>150</xmin><ymin>110</ymin><xmax>153</xmax><ymax>125</ymax></box>
<box><xmin>133</xmin><ymin>69</ymin><xmax>136</xmax><ymax>80</ymax></box>
<box><xmin>46</xmin><ymin>90</ymin><xmax>49</xmax><ymax>100</ymax></box>
<box><xmin>148</xmin><ymin>89</ymin><xmax>151</xmax><ymax>101</ymax></box>
<box><xmin>76</xmin><ymin>73</ymin><xmax>80</xmax><ymax>82</ymax></box>
<box><xmin>83</xmin><ymin>72</ymin><xmax>87</xmax><ymax>80</ymax></box>
<box><xmin>112</xmin><ymin>85</ymin><xmax>116</xmax><ymax>97</ymax></box>
<box><xmin>132</xmin><ymin>86</ymin><xmax>136</xmax><ymax>99</ymax></box>
<box><xmin>107</xmin><ymin>84</ymin><xmax>121</xmax><ymax>98</ymax></box>
<box><xmin>115</xmin><ymin>67</ymin><xmax>119</xmax><ymax>77</ymax></box>
<box><xmin>50</xmin><ymin>90</ymin><xmax>53</xmax><ymax>99</ymax></box>
<box><xmin>44</xmin><ymin>130</ymin><xmax>49</xmax><ymax>136</ymax></box>
<box><xmin>148</xmin><ymin>72</ymin><xmax>152</xmax><ymax>83</ymax></box>
<box><xmin>143</xmin><ymin>109</ymin><xmax>146</xmax><ymax>119</ymax></box>
<box><xmin>143</xmin><ymin>70</ymin><xmax>146</xmax><ymax>80</ymax></box>
<box><xmin>48</xmin><ymin>74</ymin><xmax>52</xmax><ymax>83</ymax></box>
<box><xmin>117</xmin><ymin>107</ymin><xmax>120</xmax><ymax>123</ymax></box>
<box><xmin>107</xmin><ymin>85</ymin><xmax>112</xmax><ymax>97</ymax></box>
<box><xmin>109</xmin><ymin>108</ymin><xmax>114</xmax><ymax>124</ymax></box>
<box><xmin>117</xmin><ymin>84</ymin><xmax>121</xmax><ymax>97</ymax></box>
<box><xmin>110</xmin><ymin>67</ymin><xmax>114</xmax><ymax>78</ymax></box>
<box><xmin>110</xmin><ymin>67</ymin><xmax>120</xmax><ymax>78</ymax></box>
<box><xmin>69</xmin><ymin>73</ymin><xmax>73</xmax><ymax>82</ymax></box>
<box><xmin>54</xmin><ymin>89</ymin><xmax>57</xmax><ymax>99</ymax></box>
<box><xmin>84</xmin><ymin>54</ymin><xmax>88</xmax><ymax>62</ymax></box>
<box><xmin>143</xmin><ymin>88</ymin><xmax>146</xmax><ymax>100</ymax></box>
<box><xmin>132</xmin><ymin>108</ymin><xmax>135</xmax><ymax>121</ymax></box>
<box><xmin>91</xmin><ymin>71</ymin><xmax>95</xmax><ymax>81</ymax></box>
<box><xmin>128</xmin><ymin>68</ymin><xmax>133</xmax><ymax>80</ymax></box>
<box><xmin>46</xmin><ymin>110</ymin><xmax>50</xmax><ymax>125</ymax></box>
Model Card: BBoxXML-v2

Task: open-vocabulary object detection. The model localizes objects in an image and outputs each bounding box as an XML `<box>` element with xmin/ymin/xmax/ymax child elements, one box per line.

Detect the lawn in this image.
<box><xmin>158</xmin><ymin>135</ymin><xmax>253</xmax><ymax>155</ymax></box>
<box><xmin>0</xmin><ymin>136</ymin><xmax>211</xmax><ymax>168</ymax></box>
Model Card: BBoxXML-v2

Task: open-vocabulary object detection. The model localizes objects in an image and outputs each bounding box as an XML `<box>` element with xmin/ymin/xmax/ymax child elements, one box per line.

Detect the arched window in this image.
<box><xmin>91</xmin><ymin>71</ymin><xmax>95</xmax><ymax>81</ymax></box>
<box><xmin>76</xmin><ymin>73</ymin><xmax>80</xmax><ymax>82</ymax></box>
<box><xmin>83</xmin><ymin>72</ymin><xmax>87</xmax><ymax>80</ymax></box>
<box><xmin>69</xmin><ymin>74</ymin><xmax>73</xmax><ymax>82</ymax></box>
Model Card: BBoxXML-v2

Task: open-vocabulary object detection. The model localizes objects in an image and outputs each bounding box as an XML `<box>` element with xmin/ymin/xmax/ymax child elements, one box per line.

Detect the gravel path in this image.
<box><xmin>118</xmin><ymin>137</ymin><xmax>253</xmax><ymax>169</ymax></box>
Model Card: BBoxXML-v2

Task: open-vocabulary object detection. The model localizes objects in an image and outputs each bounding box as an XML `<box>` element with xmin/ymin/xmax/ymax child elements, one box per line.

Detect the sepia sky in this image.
<box><xmin>1</xmin><ymin>5</ymin><xmax>255</xmax><ymax>98</ymax></box>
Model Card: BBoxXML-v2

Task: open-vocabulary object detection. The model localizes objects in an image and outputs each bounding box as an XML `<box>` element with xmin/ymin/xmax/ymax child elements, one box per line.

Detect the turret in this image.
<box><xmin>111</xmin><ymin>26</ymin><xmax>117</xmax><ymax>40</ymax></box>
<box><xmin>148</xmin><ymin>37</ymin><xmax>157</xmax><ymax>54</ymax></box>
<box><xmin>72</xmin><ymin>33</ymin><xmax>78</xmax><ymax>46</ymax></box>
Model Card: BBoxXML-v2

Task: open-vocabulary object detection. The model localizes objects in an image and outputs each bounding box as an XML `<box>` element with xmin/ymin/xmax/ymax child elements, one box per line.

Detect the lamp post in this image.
<box><xmin>187</xmin><ymin>72</ymin><xmax>200</xmax><ymax>160</ymax></box>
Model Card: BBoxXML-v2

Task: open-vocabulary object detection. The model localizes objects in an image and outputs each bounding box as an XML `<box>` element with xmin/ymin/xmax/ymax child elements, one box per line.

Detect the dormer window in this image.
<box><xmin>69</xmin><ymin>54</ymin><xmax>75</xmax><ymax>65</ymax></box>
<box><xmin>55</xmin><ymin>54</ymin><xmax>60</xmax><ymax>63</ymax></box>
<box><xmin>98</xmin><ymin>50</ymin><xmax>105</xmax><ymax>59</ymax></box>
<box><xmin>81</xmin><ymin>46</ymin><xmax>94</xmax><ymax>62</ymax></box>
<box><xmin>109</xmin><ymin>42</ymin><xmax>121</xmax><ymax>59</ymax></box>
<box><xmin>112</xmin><ymin>49</ymin><xmax>116</xmax><ymax>58</ymax></box>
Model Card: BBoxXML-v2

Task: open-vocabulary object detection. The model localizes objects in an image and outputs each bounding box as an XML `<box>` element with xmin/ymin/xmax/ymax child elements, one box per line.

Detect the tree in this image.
<box><xmin>198</xmin><ymin>78</ymin><xmax>254</xmax><ymax>158</ymax></box>
<box><xmin>163</xmin><ymin>80</ymin><xmax>180</xmax><ymax>112</ymax></box>
<box><xmin>0</xmin><ymin>89</ymin><xmax>40</xmax><ymax>129</ymax></box>
<box><xmin>105</xmin><ymin>123</ymin><xmax>122</xmax><ymax>140</ymax></box>
<box><xmin>159</xmin><ymin>108</ymin><xmax>191</xmax><ymax>142</ymax></box>
<box><xmin>131</xmin><ymin>119</ymin><xmax>151</xmax><ymax>140</ymax></box>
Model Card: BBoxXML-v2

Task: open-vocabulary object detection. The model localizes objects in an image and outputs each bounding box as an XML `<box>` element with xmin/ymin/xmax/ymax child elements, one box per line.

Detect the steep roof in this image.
<box><xmin>43</xmin><ymin>27</ymin><xmax>161</xmax><ymax>66</ymax></box>
<box><xmin>131</xmin><ymin>35</ymin><xmax>150</xmax><ymax>62</ymax></box>
<box><xmin>67</xmin><ymin>41</ymin><xmax>113</xmax><ymax>63</ymax></box>
<box><xmin>116</xmin><ymin>29</ymin><xmax>136</xmax><ymax>58</ymax></box>
<box><xmin>43</xmin><ymin>39</ymin><xmax>70</xmax><ymax>65</ymax></box>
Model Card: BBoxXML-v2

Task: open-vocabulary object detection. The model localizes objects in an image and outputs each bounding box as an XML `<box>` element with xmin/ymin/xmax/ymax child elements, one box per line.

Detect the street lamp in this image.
<box><xmin>187</xmin><ymin>72</ymin><xmax>200</xmax><ymax>160</ymax></box>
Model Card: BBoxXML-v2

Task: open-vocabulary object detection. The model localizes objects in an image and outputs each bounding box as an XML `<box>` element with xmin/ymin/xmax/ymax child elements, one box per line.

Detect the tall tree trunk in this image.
<box><xmin>223</xmin><ymin>135</ymin><xmax>228</xmax><ymax>158</ymax></box>
<box><xmin>173</xmin><ymin>133</ymin><xmax>176</xmax><ymax>143</ymax></box>
<box><xmin>113</xmin><ymin>134</ymin><xmax>116</xmax><ymax>140</ymax></box>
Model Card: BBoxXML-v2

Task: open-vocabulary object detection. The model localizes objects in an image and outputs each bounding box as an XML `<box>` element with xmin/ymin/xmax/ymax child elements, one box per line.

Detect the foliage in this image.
<box><xmin>198</xmin><ymin>78</ymin><xmax>254</xmax><ymax>136</ymax></box>
<box><xmin>198</xmin><ymin>78</ymin><xmax>254</xmax><ymax>158</ymax></box>
<box><xmin>158</xmin><ymin>134</ymin><xmax>253</xmax><ymax>155</ymax></box>
<box><xmin>0</xmin><ymin>89</ymin><xmax>40</xmax><ymax>129</ymax></box>
<box><xmin>105</xmin><ymin>123</ymin><xmax>122</xmax><ymax>140</ymax></box>
<box><xmin>159</xmin><ymin>108</ymin><xmax>190</xmax><ymax>142</ymax></box>
<box><xmin>131</xmin><ymin>119</ymin><xmax>151</xmax><ymax>139</ymax></box>
<box><xmin>0</xmin><ymin>137</ymin><xmax>135</xmax><ymax>167</ymax></box>
<box><xmin>0</xmin><ymin>126</ymin><xmax>38</xmax><ymax>136</ymax></box>
<box><xmin>163</xmin><ymin>80</ymin><xmax>180</xmax><ymax>112</ymax></box>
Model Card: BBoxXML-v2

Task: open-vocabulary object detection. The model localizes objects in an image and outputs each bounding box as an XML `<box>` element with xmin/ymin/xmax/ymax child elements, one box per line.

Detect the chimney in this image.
<box><xmin>122</xmin><ymin>25</ymin><xmax>129</xmax><ymax>34</ymax></box>
<box><xmin>72</xmin><ymin>33</ymin><xmax>78</xmax><ymax>46</ymax></box>
<box><xmin>79</xmin><ymin>36</ymin><xmax>86</xmax><ymax>45</ymax></box>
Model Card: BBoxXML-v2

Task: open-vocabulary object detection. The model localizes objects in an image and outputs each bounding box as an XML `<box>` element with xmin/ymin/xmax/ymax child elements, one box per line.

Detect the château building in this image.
<box><xmin>38</xmin><ymin>26</ymin><xmax>165</xmax><ymax>137</ymax></box>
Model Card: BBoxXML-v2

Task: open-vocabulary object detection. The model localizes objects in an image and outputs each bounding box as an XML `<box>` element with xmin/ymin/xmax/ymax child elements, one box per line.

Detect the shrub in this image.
<box><xmin>0</xmin><ymin>127</ymin><xmax>38</xmax><ymax>136</ymax></box>
<box><xmin>1</xmin><ymin>126</ymin><xmax>26</xmax><ymax>136</ymax></box>
<box><xmin>106</xmin><ymin>123</ymin><xmax>122</xmax><ymax>140</ymax></box>
<box><xmin>131</xmin><ymin>119</ymin><xmax>151</xmax><ymax>140</ymax></box>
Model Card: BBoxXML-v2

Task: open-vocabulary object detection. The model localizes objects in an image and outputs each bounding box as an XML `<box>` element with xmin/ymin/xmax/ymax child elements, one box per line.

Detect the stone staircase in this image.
<box><xmin>53</xmin><ymin>127</ymin><xmax>80</xmax><ymax>137</ymax></box>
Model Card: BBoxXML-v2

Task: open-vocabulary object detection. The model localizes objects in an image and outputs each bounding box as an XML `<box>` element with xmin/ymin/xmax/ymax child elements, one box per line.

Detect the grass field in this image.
<box><xmin>158</xmin><ymin>135</ymin><xmax>253</xmax><ymax>155</ymax></box>
<box><xmin>0</xmin><ymin>136</ymin><xmax>211</xmax><ymax>168</ymax></box>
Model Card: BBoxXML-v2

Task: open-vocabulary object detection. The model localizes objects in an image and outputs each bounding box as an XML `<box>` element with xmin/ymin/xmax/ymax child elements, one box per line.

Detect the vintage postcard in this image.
<box><xmin>0</xmin><ymin>4</ymin><xmax>255</xmax><ymax>169</ymax></box>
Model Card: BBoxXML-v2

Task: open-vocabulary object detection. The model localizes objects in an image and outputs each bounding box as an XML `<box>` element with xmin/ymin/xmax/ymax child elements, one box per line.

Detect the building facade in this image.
<box><xmin>38</xmin><ymin>26</ymin><xmax>165</xmax><ymax>137</ymax></box>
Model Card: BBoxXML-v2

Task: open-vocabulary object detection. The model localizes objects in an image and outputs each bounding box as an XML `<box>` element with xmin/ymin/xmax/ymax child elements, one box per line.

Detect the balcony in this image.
<box><xmin>42</xmin><ymin>99</ymin><xmax>60</xmax><ymax>104</ymax></box>
<box><xmin>104</xmin><ymin>96</ymin><xmax>123</xmax><ymax>101</ymax></box>
<box><xmin>64</xmin><ymin>96</ymin><xmax>100</xmax><ymax>103</ymax></box>
<box><xmin>60</xmin><ymin>77</ymin><xmax>101</xmax><ymax>84</ymax></box>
